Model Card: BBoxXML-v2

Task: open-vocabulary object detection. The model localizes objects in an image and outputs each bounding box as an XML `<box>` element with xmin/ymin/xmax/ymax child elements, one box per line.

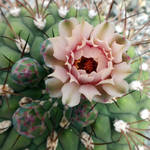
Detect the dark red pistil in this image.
<box><xmin>74</xmin><ymin>56</ymin><xmax>98</xmax><ymax>74</ymax></box>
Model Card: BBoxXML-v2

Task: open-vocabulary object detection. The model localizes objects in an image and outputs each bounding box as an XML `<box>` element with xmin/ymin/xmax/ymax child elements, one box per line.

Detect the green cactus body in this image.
<box><xmin>11</xmin><ymin>57</ymin><xmax>45</xmax><ymax>87</ymax></box>
<box><xmin>12</xmin><ymin>102</ymin><xmax>47</xmax><ymax>138</ymax></box>
<box><xmin>72</xmin><ymin>100</ymin><xmax>98</xmax><ymax>129</ymax></box>
<box><xmin>0</xmin><ymin>1</ymin><xmax>150</xmax><ymax>150</ymax></box>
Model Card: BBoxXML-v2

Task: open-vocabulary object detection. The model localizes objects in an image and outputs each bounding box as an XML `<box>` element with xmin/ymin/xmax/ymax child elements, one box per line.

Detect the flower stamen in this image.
<box><xmin>74</xmin><ymin>56</ymin><xmax>98</xmax><ymax>74</ymax></box>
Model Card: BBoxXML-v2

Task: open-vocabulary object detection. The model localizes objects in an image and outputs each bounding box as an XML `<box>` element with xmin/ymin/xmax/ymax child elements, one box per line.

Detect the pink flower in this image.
<box><xmin>42</xmin><ymin>18</ymin><xmax>131</xmax><ymax>107</ymax></box>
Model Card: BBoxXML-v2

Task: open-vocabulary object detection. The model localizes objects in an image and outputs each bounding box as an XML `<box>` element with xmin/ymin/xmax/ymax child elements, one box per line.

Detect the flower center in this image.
<box><xmin>74</xmin><ymin>56</ymin><xmax>98</xmax><ymax>74</ymax></box>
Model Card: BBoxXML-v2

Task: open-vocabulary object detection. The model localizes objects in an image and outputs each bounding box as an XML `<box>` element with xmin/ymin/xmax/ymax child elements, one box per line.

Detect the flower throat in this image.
<box><xmin>74</xmin><ymin>56</ymin><xmax>98</xmax><ymax>74</ymax></box>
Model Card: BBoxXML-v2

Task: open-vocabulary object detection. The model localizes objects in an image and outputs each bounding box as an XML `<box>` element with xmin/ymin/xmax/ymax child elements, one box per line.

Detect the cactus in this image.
<box><xmin>0</xmin><ymin>0</ymin><xmax>150</xmax><ymax>150</ymax></box>
<box><xmin>11</xmin><ymin>57</ymin><xmax>45</xmax><ymax>87</ymax></box>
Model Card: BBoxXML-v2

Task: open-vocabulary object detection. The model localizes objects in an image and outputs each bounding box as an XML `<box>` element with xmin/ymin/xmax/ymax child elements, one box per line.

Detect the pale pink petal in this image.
<box><xmin>102</xmin><ymin>79</ymin><xmax>129</xmax><ymax>97</ymax></box>
<box><xmin>45</xmin><ymin>78</ymin><xmax>63</xmax><ymax>97</ymax></box>
<box><xmin>67</xmin><ymin>72</ymin><xmax>79</xmax><ymax>84</ymax></box>
<box><xmin>91</xmin><ymin>22</ymin><xmax>115</xmax><ymax>44</ymax></box>
<box><xmin>66</xmin><ymin>21</ymin><xmax>93</xmax><ymax>52</ymax></box>
<box><xmin>50</xmin><ymin>36</ymin><xmax>68</xmax><ymax>61</ymax></box>
<box><xmin>61</xmin><ymin>82</ymin><xmax>80</xmax><ymax>107</ymax></box>
<box><xmin>93</xmin><ymin>85</ymin><xmax>112</xmax><ymax>103</ymax></box>
<box><xmin>41</xmin><ymin>41</ymin><xmax>64</xmax><ymax>68</ymax></box>
<box><xmin>77</xmin><ymin>70</ymin><xmax>95</xmax><ymax>84</ymax></box>
<box><xmin>97</xmin><ymin>62</ymin><xmax>113</xmax><ymax>80</ymax></box>
<box><xmin>111</xmin><ymin>34</ymin><xmax>130</xmax><ymax>63</ymax></box>
<box><xmin>112</xmin><ymin>62</ymin><xmax>132</xmax><ymax>80</ymax></box>
<box><xmin>79</xmin><ymin>84</ymin><xmax>101</xmax><ymax>101</ymax></box>
<box><xmin>49</xmin><ymin>65</ymin><xmax>69</xmax><ymax>83</ymax></box>
<box><xmin>72</xmin><ymin>20</ymin><xmax>93</xmax><ymax>40</ymax></box>
<box><xmin>97</xmin><ymin>78</ymin><xmax>114</xmax><ymax>85</ymax></box>
<box><xmin>59</xmin><ymin>18</ymin><xmax>78</xmax><ymax>37</ymax></box>
<box><xmin>74</xmin><ymin>45</ymin><xmax>107</xmax><ymax>69</ymax></box>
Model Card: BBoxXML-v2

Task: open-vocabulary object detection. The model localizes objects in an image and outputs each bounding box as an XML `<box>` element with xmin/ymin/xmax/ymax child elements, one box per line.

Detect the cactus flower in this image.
<box><xmin>43</xmin><ymin>18</ymin><xmax>131</xmax><ymax>107</ymax></box>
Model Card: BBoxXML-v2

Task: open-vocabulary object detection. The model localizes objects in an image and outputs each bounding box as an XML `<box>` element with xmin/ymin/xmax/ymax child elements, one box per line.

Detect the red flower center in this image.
<box><xmin>74</xmin><ymin>56</ymin><xmax>98</xmax><ymax>74</ymax></box>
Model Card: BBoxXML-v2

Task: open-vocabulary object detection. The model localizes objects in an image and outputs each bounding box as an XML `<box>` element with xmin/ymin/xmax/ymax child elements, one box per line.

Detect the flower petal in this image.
<box><xmin>61</xmin><ymin>82</ymin><xmax>80</xmax><ymax>107</ymax></box>
<box><xmin>112</xmin><ymin>62</ymin><xmax>132</xmax><ymax>80</ymax></box>
<box><xmin>59</xmin><ymin>18</ymin><xmax>78</xmax><ymax>37</ymax></box>
<box><xmin>79</xmin><ymin>84</ymin><xmax>101</xmax><ymax>101</ymax></box>
<box><xmin>102</xmin><ymin>79</ymin><xmax>129</xmax><ymax>97</ymax></box>
<box><xmin>41</xmin><ymin>39</ymin><xmax>63</xmax><ymax>69</ymax></box>
<box><xmin>45</xmin><ymin>78</ymin><xmax>63</xmax><ymax>97</ymax></box>
<box><xmin>91</xmin><ymin>22</ymin><xmax>114</xmax><ymax>44</ymax></box>
<box><xmin>50</xmin><ymin>36</ymin><xmax>68</xmax><ymax>61</ymax></box>
<box><xmin>97</xmin><ymin>78</ymin><xmax>114</xmax><ymax>85</ymax></box>
<box><xmin>66</xmin><ymin>21</ymin><xmax>93</xmax><ymax>52</ymax></box>
<box><xmin>98</xmin><ymin>61</ymin><xmax>113</xmax><ymax>80</ymax></box>
<box><xmin>67</xmin><ymin>72</ymin><xmax>79</xmax><ymax>84</ymax></box>
<box><xmin>49</xmin><ymin>65</ymin><xmax>69</xmax><ymax>83</ymax></box>
<box><xmin>111</xmin><ymin>35</ymin><xmax>130</xmax><ymax>63</ymax></box>
<box><xmin>73</xmin><ymin>20</ymin><xmax>93</xmax><ymax>40</ymax></box>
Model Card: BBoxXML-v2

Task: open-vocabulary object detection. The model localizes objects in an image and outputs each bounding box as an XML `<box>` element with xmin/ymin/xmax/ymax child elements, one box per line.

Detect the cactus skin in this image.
<box><xmin>12</xmin><ymin>102</ymin><xmax>47</xmax><ymax>138</ymax></box>
<box><xmin>0</xmin><ymin>1</ymin><xmax>150</xmax><ymax>150</ymax></box>
<box><xmin>72</xmin><ymin>100</ymin><xmax>98</xmax><ymax>129</ymax></box>
<box><xmin>11</xmin><ymin>57</ymin><xmax>45</xmax><ymax>87</ymax></box>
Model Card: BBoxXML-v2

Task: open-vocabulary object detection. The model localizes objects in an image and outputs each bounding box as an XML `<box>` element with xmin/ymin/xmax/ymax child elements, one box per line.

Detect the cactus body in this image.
<box><xmin>12</xmin><ymin>102</ymin><xmax>47</xmax><ymax>138</ymax></box>
<box><xmin>11</xmin><ymin>57</ymin><xmax>45</xmax><ymax>87</ymax></box>
<box><xmin>0</xmin><ymin>1</ymin><xmax>150</xmax><ymax>150</ymax></box>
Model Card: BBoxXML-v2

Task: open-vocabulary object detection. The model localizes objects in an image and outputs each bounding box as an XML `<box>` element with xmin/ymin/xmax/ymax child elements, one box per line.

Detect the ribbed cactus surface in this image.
<box><xmin>0</xmin><ymin>1</ymin><xmax>150</xmax><ymax>150</ymax></box>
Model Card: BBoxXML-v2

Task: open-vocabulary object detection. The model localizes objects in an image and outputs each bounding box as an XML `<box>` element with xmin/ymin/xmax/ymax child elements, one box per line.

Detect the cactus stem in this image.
<box><xmin>1</xmin><ymin>64</ymin><xmax>11</xmax><ymax>110</ymax></box>
<box><xmin>4</xmin><ymin>96</ymin><xmax>10</xmax><ymax>111</ymax></box>
<box><xmin>90</xmin><ymin>125</ymin><xmax>97</xmax><ymax>138</ymax></box>
<box><xmin>121</xmin><ymin>11</ymin><xmax>145</xmax><ymax>22</ymax></box>
<box><xmin>46</xmin><ymin>131</ymin><xmax>58</xmax><ymax>150</ymax></box>
<box><xmin>112</xmin><ymin>98</ymin><xmax>120</xmax><ymax>109</ymax></box>
<box><xmin>3</xmin><ymin>62</ymin><xmax>10</xmax><ymax>86</ymax></box>
<box><xmin>132</xmin><ymin>39</ymin><xmax>150</xmax><ymax>46</ymax></box>
<box><xmin>88</xmin><ymin>103</ymin><xmax>97</xmax><ymax>113</ymax></box>
<box><xmin>0</xmin><ymin>67</ymin><xmax>11</xmax><ymax>71</ymax></box>
<box><xmin>39</xmin><ymin>29</ymin><xmax>49</xmax><ymax>38</ymax></box>
<box><xmin>0</xmin><ymin>8</ymin><xmax>18</xmax><ymax>38</ymax></box>
<box><xmin>20</xmin><ymin>34</ymin><xmax>30</xmax><ymax>58</ymax></box>
<box><xmin>120</xmin><ymin>90</ymin><xmax>136</xmax><ymax>98</ymax></box>
<box><xmin>42</xmin><ymin>0</ymin><xmax>52</xmax><ymax>16</ymax></box>
<box><xmin>106</xmin><ymin>0</ymin><xmax>115</xmax><ymax>21</ymax></box>
<box><xmin>41</xmin><ymin>0</ymin><xmax>46</xmax><ymax>13</ymax></box>
<box><xmin>24</xmin><ymin>15</ymin><xmax>35</xmax><ymax>20</ymax></box>
<box><xmin>123</xmin><ymin>1</ymin><xmax>127</xmax><ymax>38</ymax></box>
<box><xmin>127</xmin><ymin>133</ymin><xmax>139</xmax><ymax>150</ymax></box>
<box><xmin>0</xmin><ymin>2</ymin><xmax>8</xmax><ymax>10</ymax></box>
<box><xmin>16</xmin><ymin>0</ymin><xmax>34</xmax><ymax>17</ymax></box>
<box><xmin>10</xmin><ymin>134</ymin><xmax>21</xmax><ymax>150</ymax></box>
<box><xmin>114</xmin><ymin>119</ymin><xmax>150</xmax><ymax>149</ymax></box>
<box><xmin>0</xmin><ymin>35</ymin><xmax>16</xmax><ymax>44</ymax></box>
<box><xmin>52</xmin><ymin>28</ymin><xmax>55</xmax><ymax>37</ymax></box>
<box><xmin>130</xmin><ymin>20</ymin><xmax>150</xmax><ymax>40</ymax></box>
<box><xmin>0</xmin><ymin>0</ymin><xmax>20</xmax><ymax>17</ymax></box>
<box><xmin>43</xmin><ymin>12</ymin><xmax>51</xmax><ymax>19</ymax></box>
<box><xmin>128</xmin><ymin>128</ymin><xmax>150</xmax><ymax>141</ymax></box>
<box><xmin>6</xmin><ymin>0</ymin><xmax>14</xmax><ymax>7</ymax></box>
<box><xmin>128</xmin><ymin>119</ymin><xmax>145</xmax><ymax>125</ymax></box>
<box><xmin>131</xmin><ymin>50</ymin><xmax>150</xmax><ymax>65</ymax></box>
<box><xmin>121</xmin><ymin>130</ymin><xmax>132</xmax><ymax>150</ymax></box>
<box><xmin>94</xmin><ymin>1</ymin><xmax>102</xmax><ymax>23</ymax></box>
<box><xmin>15</xmin><ymin>38</ymin><xmax>30</xmax><ymax>53</ymax></box>
<box><xmin>81</xmin><ymin>132</ymin><xmax>94</xmax><ymax>150</ymax></box>
<box><xmin>130</xmin><ymin>132</ymin><xmax>150</xmax><ymax>149</ymax></box>
<box><xmin>130</xmin><ymin>127</ymin><xmax>150</xmax><ymax>132</ymax></box>
<box><xmin>0</xmin><ymin>7</ymin><xmax>30</xmax><ymax>53</ymax></box>
<box><xmin>35</xmin><ymin>0</ymin><xmax>40</xmax><ymax>17</ymax></box>
<box><xmin>3</xmin><ymin>54</ymin><xmax>14</xmax><ymax>65</ymax></box>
